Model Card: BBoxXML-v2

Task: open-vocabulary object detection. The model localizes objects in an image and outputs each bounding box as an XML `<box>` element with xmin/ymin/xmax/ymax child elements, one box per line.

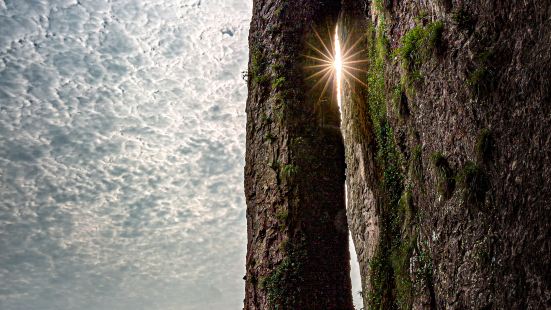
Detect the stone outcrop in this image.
<box><xmin>245</xmin><ymin>0</ymin><xmax>551</xmax><ymax>309</ymax></box>
<box><xmin>244</xmin><ymin>1</ymin><xmax>353</xmax><ymax>309</ymax></box>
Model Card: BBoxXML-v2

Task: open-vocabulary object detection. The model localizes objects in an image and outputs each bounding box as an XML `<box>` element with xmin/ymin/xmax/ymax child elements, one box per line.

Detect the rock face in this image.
<box><xmin>244</xmin><ymin>1</ymin><xmax>353</xmax><ymax>309</ymax></box>
<box><xmin>245</xmin><ymin>0</ymin><xmax>551</xmax><ymax>309</ymax></box>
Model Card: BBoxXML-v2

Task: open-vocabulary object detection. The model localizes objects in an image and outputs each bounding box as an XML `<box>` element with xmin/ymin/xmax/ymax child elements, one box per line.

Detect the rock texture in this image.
<box><xmin>339</xmin><ymin>0</ymin><xmax>551</xmax><ymax>309</ymax></box>
<box><xmin>244</xmin><ymin>1</ymin><xmax>353</xmax><ymax>309</ymax></box>
<box><xmin>245</xmin><ymin>0</ymin><xmax>551</xmax><ymax>309</ymax></box>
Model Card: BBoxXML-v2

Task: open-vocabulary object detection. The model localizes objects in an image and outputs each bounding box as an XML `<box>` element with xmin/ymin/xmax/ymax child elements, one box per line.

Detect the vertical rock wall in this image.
<box><xmin>245</xmin><ymin>0</ymin><xmax>550</xmax><ymax>309</ymax></box>
<box><xmin>339</xmin><ymin>0</ymin><xmax>551</xmax><ymax>309</ymax></box>
<box><xmin>244</xmin><ymin>1</ymin><xmax>353</xmax><ymax>309</ymax></box>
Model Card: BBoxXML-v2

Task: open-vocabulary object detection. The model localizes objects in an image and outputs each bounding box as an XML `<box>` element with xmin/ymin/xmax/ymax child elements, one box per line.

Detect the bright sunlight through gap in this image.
<box><xmin>334</xmin><ymin>26</ymin><xmax>343</xmax><ymax>114</ymax></box>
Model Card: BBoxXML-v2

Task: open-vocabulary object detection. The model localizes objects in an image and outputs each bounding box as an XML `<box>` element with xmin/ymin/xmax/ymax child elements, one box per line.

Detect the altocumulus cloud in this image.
<box><xmin>0</xmin><ymin>0</ymin><xmax>251</xmax><ymax>309</ymax></box>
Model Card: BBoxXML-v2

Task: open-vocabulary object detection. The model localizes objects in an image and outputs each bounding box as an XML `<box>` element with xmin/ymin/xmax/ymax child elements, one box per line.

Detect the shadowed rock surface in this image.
<box><xmin>245</xmin><ymin>0</ymin><xmax>551</xmax><ymax>309</ymax></box>
<box><xmin>244</xmin><ymin>1</ymin><xmax>353</xmax><ymax>309</ymax></box>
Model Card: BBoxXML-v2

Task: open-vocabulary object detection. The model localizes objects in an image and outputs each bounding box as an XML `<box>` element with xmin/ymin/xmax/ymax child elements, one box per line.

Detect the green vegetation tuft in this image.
<box><xmin>431</xmin><ymin>152</ymin><xmax>455</xmax><ymax>199</ymax></box>
<box><xmin>280</xmin><ymin>164</ymin><xmax>298</xmax><ymax>183</ymax></box>
<box><xmin>475</xmin><ymin>128</ymin><xmax>493</xmax><ymax>163</ymax></box>
<box><xmin>275</xmin><ymin>208</ymin><xmax>289</xmax><ymax>231</ymax></box>
<box><xmin>392</xmin><ymin>236</ymin><xmax>415</xmax><ymax>309</ymax></box>
<box><xmin>467</xmin><ymin>50</ymin><xmax>494</xmax><ymax>95</ymax></box>
<box><xmin>427</xmin><ymin>21</ymin><xmax>444</xmax><ymax>50</ymax></box>
<box><xmin>457</xmin><ymin>161</ymin><xmax>489</xmax><ymax>205</ymax></box>
<box><xmin>250</xmin><ymin>46</ymin><xmax>269</xmax><ymax>85</ymax></box>
<box><xmin>261</xmin><ymin>240</ymin><xmax>307</xmax><ymax>308</ymax></box>
<box><xmin>364</xmin><ymin>20</ymin><xmax>419</xmax><ymax>310</ymax></box>
<box><xmin>271</xmin><ymin>76</ymin><xmax>286</xmax><ymax>90</ymax></box>
<box><xmin>271</xmin><ymin>62</ymin><xmax>284</xmax><ymax>74</ymax></box>
<box><xmin>396</xmin><ymin>20</ymin><xmax>444</xmax><ymax>90</ymax></box>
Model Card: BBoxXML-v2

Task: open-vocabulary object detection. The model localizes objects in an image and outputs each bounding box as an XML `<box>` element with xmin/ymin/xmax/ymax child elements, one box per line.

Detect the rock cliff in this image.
<box><xmin>245</xmin><ymin>1</ymin><xmax>551</xmax><ymax>309</ymax></box>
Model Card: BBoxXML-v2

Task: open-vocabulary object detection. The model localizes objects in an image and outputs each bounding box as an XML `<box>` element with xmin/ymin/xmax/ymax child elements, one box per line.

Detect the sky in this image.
<box><xmin>0</xmin><ymin>0</ymin><xmax>361</xmax><ymax>309</ymax></box>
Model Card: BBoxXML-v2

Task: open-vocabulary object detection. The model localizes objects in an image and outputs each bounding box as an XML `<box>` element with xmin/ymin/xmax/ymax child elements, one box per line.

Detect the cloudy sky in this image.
<box><xmin>0</xmin><ymin>0</ymin><xmax>361</xmax><ymax>309</ymax></box>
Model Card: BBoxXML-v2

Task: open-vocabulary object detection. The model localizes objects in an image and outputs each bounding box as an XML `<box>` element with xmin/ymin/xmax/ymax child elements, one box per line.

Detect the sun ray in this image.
<box><xmin>306</xmin><ymin>42</ymin><xmax>333</xmax><ymax>61</ymax></box>
<box><xmin>306</xmin><ymin>66</ymin><xmax>334</xmax><ymax>81</ymax></box>
<box><xmin>344</xmin><ymin>59</ymin><xmax>370</xmax><ymax>65</ymax></box>
<box><xmin>311</xmin><ymin>69</ymin><xmax>334</xmax><ymax>90</ymax></box>
<box><xmin>303</xmin><ymin>24</ymin><xmax>369</xmax><ymax>114</ymax></box>
<box><xmin>342</xmin><ymin>35</ymin><xmax>365</xmax><ymax>58</ymax></box>
<box><xmin>317</xmin><ymin>71</ymin><xmax>334</xmax><ymax>104</ymax></box>
<box><xmin>343</xmin><ymin>65</ymin><xmax>369</xmax><ymax>73</ymax></box>
<box><xmin>302</xmin><ymin>54</ymin><xmax>334</xmax><ymax>65</ymax></box>
<box><xmin>305</xmin><ymin>63</ymin><xmax>334</xmax><ymax>69</ymax></box>
<box><xmin>343</xmin><ymin>70</ymin><xmax>369</xmax><ymax>88</ymax></box>
<box><xmin>312</xmin><ymin>26</ymin><xmax>335</xmax><ymax>63</ymax></box>
<box><xmin>343</xmin><ymin>49</ymin><xmax>367</xmax><ymax>62</ymax></box>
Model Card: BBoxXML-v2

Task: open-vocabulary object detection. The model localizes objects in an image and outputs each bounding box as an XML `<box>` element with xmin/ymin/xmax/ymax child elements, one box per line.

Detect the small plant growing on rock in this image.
<box><xmin>427</xmin><ymin>21</ymin><xmax>444</xmax><ymax>51</ymax></box>
<box><xmin>275</xmin><ymin>208</ymin><xmax>289</xmax><ymax>231</ymax></box>
<box><xmin>396</xmin><ymin>20</ymin><xmax>444</xmax><ymax>87</ymax></box>
<box><xmin>467</xmin><ymin>50</ymin><xmax>495</xmax><ymax>96</ymax></box>
<box><xmin>280</xmin><ymin>164</ymin><xmax>298</xmax><ymax>182</ymax></box>
<box><xmin>431</xmin><ymin>152</ymin><xmax>455</xmax><ymax>199</ymax></box>
<box><xmin>250</xmin><ymin>46</ymin><xmax>269</xmax><ymax>86</ymax></box>
<box><xmin>271</xmin><ymin>76</ymin><xmax>286</xmax><ymax>90</ymax></box>
<box><xmin>457</xmin><ymin>161</ymin><xmax>489</xmax><ymax>205</ymax></box>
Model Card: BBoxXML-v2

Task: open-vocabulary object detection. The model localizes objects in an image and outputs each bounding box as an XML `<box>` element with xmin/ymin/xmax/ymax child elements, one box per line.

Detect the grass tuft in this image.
<box><xmin>431</xmin><ymin>152</ymin><xmax>455</xmax><ymax>199</ymax></box>
<box><xmin>457</xmin><ymin>161</ymin><xmax>489</xmax><ymax>205</ymax></box>
<box><xmin>396</xmin><ymin>20</ymin><xmax>444</xmax><ymax>90</ymax></box>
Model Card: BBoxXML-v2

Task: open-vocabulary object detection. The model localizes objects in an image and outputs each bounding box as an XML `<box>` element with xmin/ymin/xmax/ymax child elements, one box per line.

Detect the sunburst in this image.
<box><xmin>304</xmin><ymin>25</ymin><xmax>369</xmax><ymax>113</ymax></box>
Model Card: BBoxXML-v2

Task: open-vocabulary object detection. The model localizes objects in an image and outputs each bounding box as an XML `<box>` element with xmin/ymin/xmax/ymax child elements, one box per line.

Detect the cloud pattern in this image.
<box><xmin>0</xmin><ymin>0</ymin><xmax>250</xmax><ymax>309</ymax></box>
<box><xmin>0</xmin><ymin>0</ymin><xmax>361</xmax><ymax>309</ymax></box>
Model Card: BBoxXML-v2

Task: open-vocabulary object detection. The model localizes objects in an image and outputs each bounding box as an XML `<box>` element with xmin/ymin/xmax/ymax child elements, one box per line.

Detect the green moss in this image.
<box><xmin>431</xmin><ymin>152</ymin><xmax>455</xmax><ymax>199</ymax></box>
<box><xmin>392</xmin><ymin>236</ymin><xmax>415</xmax><ymax>309</ymax></box>
<box><xmin>367</xmin><ymin>250</ymin><xmax>390</xmax><ymax>308</ymax></box>
<box><xmin>280</xmin><ymin>164</ymin><xmax>298</xmax><ymax>183</ymax></box>
<box><xmin>467</xmin><ymin>67</ymin><xmax>489</xmax><ymax>93</ymax></box>
<box><xmin>271</xmin><ymin>76</ymin><xmax>286</xmax><ymax>90</ymax></box>
<box><xmin>250</xmin><ymin>46</ymin><xmax>268</xmax><ymax>85</ymax></box>
<box><xmin>273</xmin><ymin>93</ymin><xmax>287</xmax><ymax>124</ymax></box>
<box><xmin>271</xmin><ymin>62</ymin><xmax>284</xmax><ymax>74</ymax></box>
<box><xmin>397</xmin><ymin>26</ymin><xmax>424</xmax><ymax>71</ymax></box>
<box><xmin>426</xmin><ymin>21</ymin><xmax>444</xmax><ymax>51</ymax></box>
<box><xmin>364</xmin><ymin>21</ymin><xmax>417</xmax><ymax>310</ymax></box>
<box><xmin>467</xmin><ymin>50</ymin><xmax>495</xmax><ymax>95</ymax></box>
<box><xmin>261</xmin><ymin>241</ymin><xmax>307</xmax><ymax>309</ymax></box>
<box><xmin>396</xmin><ymin>20</ymin><xmax>444</xmax><ymax>89</ymax></box>
<box><xmin>467</xmin><ymin>66</ymin><xmax>494</xmax><ymax>95</ymax></box>
<box><xmin>275</xmin><ymin>208</ymin><xmax>289</xmax><ymax>231</ymax></box>
<box><xmin>456</xmin><ymin>161</ymin><xmax>489</xmax><ymax>205</ymax></box>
